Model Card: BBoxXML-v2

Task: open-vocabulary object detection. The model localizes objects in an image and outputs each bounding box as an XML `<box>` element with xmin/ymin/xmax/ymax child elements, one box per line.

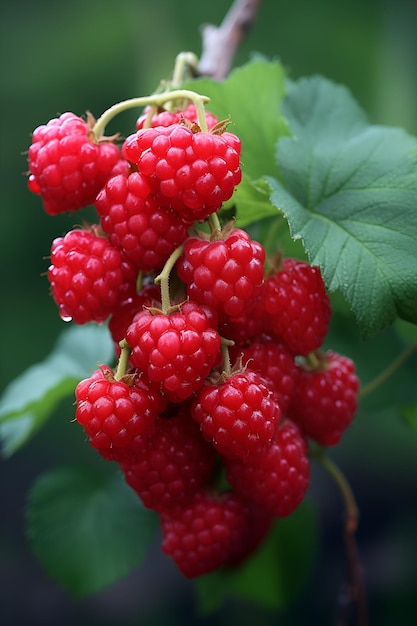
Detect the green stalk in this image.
<box><xmin>114</xmin><ymin>339</ymin><xmax>132</xmax><ymax>381</ymax></box>
<box><xmin>208</xmin><ymin>212</ymin><xmax>222</xmax><ymax>235</ymax></box>
<box><xmin>92</xmin><ymin>89</ymin><xmax>210</xmax><ymax>138</ymax></box>
<box><xmin>171</xmin><ymin>51</ymin><xmax>199</xmax><ymax>88</ymax></box>
<box><xmin>360</xmin><ymin>341</ymin><xmax>417</xmax><ymax>398</ymax></box>
<box><xmin>154</xmin><ymin>244</ymin><xmax>185</xmax><ymax>314</ymax></box>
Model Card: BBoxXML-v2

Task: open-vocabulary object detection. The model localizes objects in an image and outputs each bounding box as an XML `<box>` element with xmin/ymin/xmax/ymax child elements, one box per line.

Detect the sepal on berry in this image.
<box><xmin>191</xmin><ymin>367</ymin><xmax>281</xmax><ymax>461</ymax></box>
<box><xmin>75</xmin><ymin>364</ymin><xmax>167</xmax><ymax>462</ymax></box>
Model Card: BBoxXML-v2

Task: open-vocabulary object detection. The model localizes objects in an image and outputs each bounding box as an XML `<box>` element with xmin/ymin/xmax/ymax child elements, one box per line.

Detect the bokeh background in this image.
<box><xmin>1</xmin><ymin>0</ymin><xmax>416</xmax><ymax>624</ymax></box>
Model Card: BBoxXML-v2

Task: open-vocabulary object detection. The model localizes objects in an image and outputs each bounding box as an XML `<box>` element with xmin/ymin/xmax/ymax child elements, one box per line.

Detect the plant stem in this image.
<box><xmin>221</xmin><ymin>338</ymin><xmax>233</xmax><ymax>377</ymax></box>
<box><xmin>262</xmin><ymin>214</ymin><xmax>288</xmax><ymax>257</ymax></box>
<box><xmin>92</xmin><ymin>89</ymin><xmax>210</xmax><ymax>138</ymax></box>
<box><xmin>360</xmin><ymin>341</ymin><xmax>417</xmax><ymax>398</ymax></box>
<box><xmin>208</xmin><ymin>212</ymin><xmax>222</xmax><ymax>234</ymax></box>
<box><xmin>154</xmin><ymin>244</ymin><xmax>185</xmax><ymax>314</ymax></box>
<box><xmin>114</xmin><ymin>340</ymin><xmax>131</xmax><ymax>381</ymax></box>
<box><xmin>194</xmin><ymin>97</ymin><xmax>209</xmax><ymax>132</ymax></box>
<box><xmin>312</xmin><ymin>449</ymin><xmax>368</xmax><ymax>626</ymax></box>
<box><xmin>171</xmin><ymin>52</ymin><xmax>199</xmax><ymax>88</ymax></box>
<box><xmin>198</xmin><ymin>0</ymin><xmax>263</xmax><ymax>79</ymax></box>
<box><xmin>306</xmin><ymin>350</ymin><xmax>322</xmax><ymax>371</ymax></box>
<box><xmin>135</xmin><ymin>271</ymin><xmax>143</xmax><ymax>294</ymax></box>
<box><xmin>316</xmin><ymin>452</ymin><xmax>358</xmax><ymax>534</ymax></box>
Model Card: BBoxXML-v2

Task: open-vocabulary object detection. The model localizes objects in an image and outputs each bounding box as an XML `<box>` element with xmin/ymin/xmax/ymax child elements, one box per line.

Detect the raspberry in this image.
<box><xmin>95</xmin><ymin>168</ymin><xmax>189</xmax><ymax>272</ymax></box>
<box><xmin>120</xmin><ymin>408</ymin><xmax>217</xmax><ymax>513</ymax></box>
<box><xmin>28</xmin><ymin>112</ymin><xmax>122</xmax><ymax>215</ymax></box>
<box><xmin>288</xmin><ymin>351</ymin><xmax>359</xmax><ymax>446</ymax></box>
<box><xmin>191</xmin><ymin>369</ymin><xmax>280</xmax><ymax>461</ymax></box>
<box><xmin>218</xmin><ymin>288</ymin><xmax>268</xmax><ymax>346</ymax></box>
<box><xmin>48</xmin><ymin>226</ymin><xmax>137</xmax><ymax>324</ymax></box>
<box><xmin>125</xmin><ymin>301</ymin><xmax>221</xmax><ymax>402</ymax></box>
<box><xmin>75</xmin><ymin>365</ymin><xmax>167</xmax><ymax>462</ymax></box>
<box><xmin>108</xmin><ymin>283</ymin><xmax>161</xmax><ymax>354</ymax></box>
<box><xmin>160</xmin><ymin>490</ymin><xmax>250</xmax><ymax>578</ymax></box>
<box><xmin>225</xmin><ymin>420</ymin><xmax>310</xmax><ymax>518</ymax></box>
<box><xmin>136</xmin><ymin>103</ymin><xmax>219</xmax><ymax>131</ymax></box>
<box><xmin>233</xmin><ymin>337</ymin><xmax>298</xmax><ymax>414</ymax></box>
<box><xmin>122</xmin><ymin>124</ymin><xmax>241</xmax><ymax>223</ymax></box>
<box><xmin>226</xmin><ymin>506</ymin><xmax>274</xmax><ymax>568</ymax></box>
<box><xmin>263</xmin><ymin>258</ymin><xmax>332</xmax><ymax>356</ymax></box>
<box><xmin>176</xmin><ymin>228</ymin><xmax>265</xmax><ymax>321</ymax></box>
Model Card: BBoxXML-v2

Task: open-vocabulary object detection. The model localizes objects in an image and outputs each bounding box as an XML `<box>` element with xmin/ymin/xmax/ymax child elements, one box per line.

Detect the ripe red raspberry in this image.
<box><xmin>108</xmin><ymin>283</ymin><xmax>161</xmax><ymax>355</ymax></box>
<box><xmin>226</xmin><ymin>506</ymin><xmax>274</xmax><ymax>568</ymax></box>
<box><xmin>125</xmin><ymin>301</ymin><xmax>221</xmax><ymax>403</ymax></box>
<box><xmin>75</xmin><ymin>365</ymin><xmax>167</xmax><ymax>462</ymax></box>
<box><xmin>48</xmin><ymin>227</ymin><xmax>137</xmax><ymax>324</ymax></box>
<box><xmin>225</xmin><ymin>420</ymin><xmax>310</xmax><ymax>518</ymax></box>
<box><xmin>28</xmin><ymin>112</ymin><xmax>122</xmax><ymax>215</ymax></box>
<box><xmin>136</xmin><ymin>103</ymin><xmax>218</xmax><ymax>131</ymax></box>
<box><xmin>218</xmin><ymin>288</ymin><xmax>268</xmax><ymax>346</ymax></box>
<box><xmin>191</xmin><ymin>369</ymin><xmax>280</xmax><ymax>461</ymax></box>
<box><xmin>122</xmin><ymin>124</ymin><xmax>241</xmax><ymax>223</ymax></box>
<box><xmin>176</xmin><ymin>228</ymin><xmax>265</xmax><ymax>321</ymax></box>
<box><xmin>233</xmin><ymin>337</ymin><xmax>298</xmax><ymax>414</ymax></box>
<box><xmin>263</xmin><ymin>258</ymin><xmax>332</xmax><ymax>356</ymax></box>
<box><xmin>95</xmin><ymin>167</ymin><xmax>189</xmax><ymax>272</ymax></box>
<box><xmin>160</xmin><ymin>490</ymin><xmax>250</xmax><ymax>578</ymax></box>
<box><xmin>120</xmin><ymin>409</ymin><xmax>217</xmax><ymax>513</ymax></box>
<box><xmin>288</xmin><ymin>351</ymin><xmax>359</xmax><ymax>446</ymax></box>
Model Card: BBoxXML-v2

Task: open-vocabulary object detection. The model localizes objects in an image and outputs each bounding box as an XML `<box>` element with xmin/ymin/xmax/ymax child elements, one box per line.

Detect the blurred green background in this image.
<box><xmin>1</xmin><ymin>0</ymin><xmax>416</xmax><ymax>624</ymax></box>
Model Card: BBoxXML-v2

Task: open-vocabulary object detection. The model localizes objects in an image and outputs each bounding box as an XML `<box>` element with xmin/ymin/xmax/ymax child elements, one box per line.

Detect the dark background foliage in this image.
<box><xmin>1</xmin><ymin>0</ymin><xmax>416</xmax><ymax>624</ymax></box>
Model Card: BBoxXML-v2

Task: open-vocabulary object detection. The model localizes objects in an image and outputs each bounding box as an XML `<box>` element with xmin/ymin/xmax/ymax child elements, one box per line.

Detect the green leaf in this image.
<box><xmin>194</xmin><ymin>501</ymin><xmax>317</xmax><ymax>614</ymax></box>
<box><xmin>0</xmin><ymin>324</ymin><xmax>114</xmax><ymax>456</ymax></box>
<box><xmin>401</xmin><ymin>403</ymin><xmax>417</xmax><ymax>429</ymax></box>
<box><xmin>183</xmin><ymin>59</ymin><xmax>289</xmax><ymax>226</ymax></box>
<box><xmin>225</xmin><ymin>173</ymin><xmax>278</xmax><ymax>228</ymax></box>
<box><xmin>267</xmin><ymin>75</ymin><xmax>417</xmax><ymax>337</ymax></box>
<box><xmin>26</xmin><ymin>466</ymin><xmax>158</xmax><ymax>598</ymax></box>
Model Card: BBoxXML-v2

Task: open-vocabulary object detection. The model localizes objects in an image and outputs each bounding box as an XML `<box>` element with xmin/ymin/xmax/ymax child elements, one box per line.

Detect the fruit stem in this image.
<box><xmin>360</xmin><ymin>341</ymin><xmax>417</xmax><ymax>398</ymax></box>
<box><xmin>115</xmin><ymin>339</ymin><xmax>132</xmax><ymax>381</ymax></box>
<box><xmin>171</xmin><ymin>51</ymin><xmax>199</xmax><ymax>88</ymax></box>
<box><xmin>221</xmin><ymin>337</ymin><xmax>233</xmax><ymax>377</ymax></box>
<box><xmin>194</xmin><ymin>97</ymin><xmax>209</xmax><ymax>133</ymax></box>
<box><xmin>135</xmin><ymin>271</ymin><xmax>143</xmax><ymax>294</ymax></box>
<box><xmin>312</xmin><ymin>448</ymin><xmax>368</xmax><ymax>626</ymax></box>
<box><xmin>154</xmin><ymin>243</ymin><xmax>185</xmax><ymax>314</ymax></box>
<box><xmin>263</xmin><ymin>215</ymin><xmax>288</xmax><ymax>259</ymax></box>
<box><xmin>92</xmin><ymin>89</ymin><xmax>210</xmax><ymax>138</ymax></box>
<box><xmin>313</xmin><ymin>449</ymin><xmax>358</xmax><ymax>532</ymax></box>
<box><xmin>208</xmin><ymin>212</ymin><xmax>222</xmax><ymax>235</ymax></box>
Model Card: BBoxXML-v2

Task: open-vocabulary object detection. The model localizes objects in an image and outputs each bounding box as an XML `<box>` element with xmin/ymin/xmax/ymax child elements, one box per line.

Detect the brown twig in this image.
<box><xmin>198</xmin><ymin>0</ymin><xmax>263</xmax><ymax>79</ymax></box>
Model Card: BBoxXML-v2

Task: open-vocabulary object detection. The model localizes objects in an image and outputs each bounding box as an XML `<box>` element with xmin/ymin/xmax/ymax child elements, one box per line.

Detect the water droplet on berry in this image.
<box><xmin>59</xmin><ymin>306</ymin><xmax>73</xmax><ymax>322</ymax></box>
<box><xmin>60</xmin><ymin>313</ymin><xmax>73</xmax><ymax>322</ymax></box>
<box><xmin>28</xmin><ymin>174</ymin><xmax>41</xmax><ymax>195</ymax></box>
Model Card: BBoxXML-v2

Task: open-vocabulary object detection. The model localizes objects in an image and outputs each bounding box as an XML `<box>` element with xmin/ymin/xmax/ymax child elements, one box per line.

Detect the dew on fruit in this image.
<box><xmin>59</xmin><ymin>307</ymin><xmax>73</xmax><ymax>322</ymax></box>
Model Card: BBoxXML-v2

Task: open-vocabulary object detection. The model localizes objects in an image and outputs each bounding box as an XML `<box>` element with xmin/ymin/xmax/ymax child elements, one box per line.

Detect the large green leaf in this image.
<box><xmin>267</xmin><ymin>76</ymin><xmax>417</xmax><ymax>337</ymax></box>
<box><xmin>183</xmin><ymin>59</ymin><xmax>289</xmax><ymax>226</ymax></box>
<box><xmin>0</xmin><ymin>324</ymin><xmax>114</xmax><ymax>456</ymax></box>
<box><xmin>194</xmin><ymin>501</ymin><xmax>317</xmax><ymax>613</ymax></box>
<box><xmin>26</xmin><ymin>466</ymin><xmax>158</xmax><ymax>598</ymax></box>
<box><xmin>401</xmin><ymin>403</ymin><xmax>417</xmax><ymax>429</ymax></box>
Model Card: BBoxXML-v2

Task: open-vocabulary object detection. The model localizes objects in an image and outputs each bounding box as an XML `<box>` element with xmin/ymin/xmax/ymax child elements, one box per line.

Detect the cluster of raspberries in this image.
<box><xmin>27</xmin><ymin>103</ymin><xmax>359</xmax><ymax>579</ymax></box>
